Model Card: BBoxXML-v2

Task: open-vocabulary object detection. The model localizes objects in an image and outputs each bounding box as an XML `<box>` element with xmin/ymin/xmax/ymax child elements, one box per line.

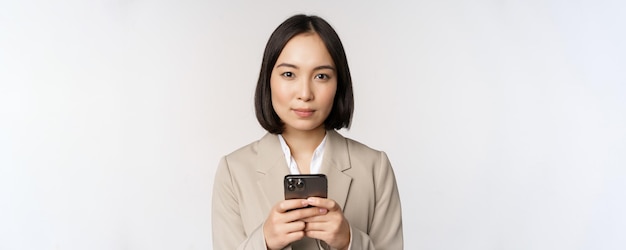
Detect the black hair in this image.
<box><xmin>254</xmin><ymin>14</ymin><xmax>354</xmax><ymax>134</ymax></box>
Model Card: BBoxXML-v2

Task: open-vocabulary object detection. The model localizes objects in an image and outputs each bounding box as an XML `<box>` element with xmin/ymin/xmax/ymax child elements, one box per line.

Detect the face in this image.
<box><xmin>270</xmin><ymin>32</ymin><xmax>337</xmax><ymax>134</ymax></box>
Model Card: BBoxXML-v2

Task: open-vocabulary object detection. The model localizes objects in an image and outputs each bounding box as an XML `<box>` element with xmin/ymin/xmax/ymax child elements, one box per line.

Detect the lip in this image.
<box><xmin>292</xmin><ymin>108</ymin><xmax>315</xmax><ymax>118</ymax></box>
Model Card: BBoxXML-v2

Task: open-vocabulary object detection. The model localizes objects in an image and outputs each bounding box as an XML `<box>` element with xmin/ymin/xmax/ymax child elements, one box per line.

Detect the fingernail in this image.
<box><xmin>307</xmin><ymin>197</ymin><xmax>315</xmax><ymax>202</ymax></box>
<box><xmin>319</xmin><ymin>208</ymin><xmax>328</xmax><ymax>214</ymax></box>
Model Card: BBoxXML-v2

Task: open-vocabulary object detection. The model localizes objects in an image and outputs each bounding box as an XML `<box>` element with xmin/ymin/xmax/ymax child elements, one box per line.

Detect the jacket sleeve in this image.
<box><xmin>350</xmin><ymin>151</ymin><xmax>404</xmax><ymax>250</ymax></box>
<box><xmin>212</xmin><ymin>157</ymin><xmax>269</xmax><ymax>250</ymax></box>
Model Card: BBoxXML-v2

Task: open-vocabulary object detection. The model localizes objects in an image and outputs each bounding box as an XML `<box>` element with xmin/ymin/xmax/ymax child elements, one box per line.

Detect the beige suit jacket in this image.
<box><xmin>212</xmin><ymin>130</ymin><xmax>403</xmax><ymax>249</ymax></box>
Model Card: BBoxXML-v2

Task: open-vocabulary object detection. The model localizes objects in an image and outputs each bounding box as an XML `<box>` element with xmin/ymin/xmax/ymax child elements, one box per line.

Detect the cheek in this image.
<box><xmin>270</xmin><ymin>83</ymin><xmax>288</xmax><ymax>109</ymax></box>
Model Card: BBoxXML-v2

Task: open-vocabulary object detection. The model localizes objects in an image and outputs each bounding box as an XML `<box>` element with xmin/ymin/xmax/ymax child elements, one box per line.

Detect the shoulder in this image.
<box><xmin>345</xmin><ymin>136</ymin><xmax>382</xmax><ymax>156</ymax></box>
<box><xmin>221</xmin><ymin>133</ymin><xmax>278</xmax><ymax>166</ymax></box>
<box><xmin>329</xmin><ymin>130</ymin><xmax>388</xmax><ymax>164</ymax></box>
<box><xmin>226</xmin><ymin>133</ymin><xmax>275</xmax><ymax>156</ymax></box>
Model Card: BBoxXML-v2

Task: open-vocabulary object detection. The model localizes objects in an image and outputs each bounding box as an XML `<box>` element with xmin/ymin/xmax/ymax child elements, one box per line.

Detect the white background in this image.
<box><xmin>1</xmin><ymin>0</ymin><xmax>625</xmax><ymax>249</ymax></box>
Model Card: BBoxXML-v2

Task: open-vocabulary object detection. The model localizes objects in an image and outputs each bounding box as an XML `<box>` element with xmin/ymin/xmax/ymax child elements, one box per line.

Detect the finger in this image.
<box><xmin>285</xmin><ymin>206</ymin><xmax>327</xmax><ymax>221</ymax></box>
<box><xmin>282</xmin><ymin>220</ymin><xmax>307</xmax><ymax>233</ymax></box>
<box><xmin>297</xmin><ymin>207</ymin><xmax>328</xmax><ymax>218</ymax></box>
<box><xmin>303</xmin><ymin>221</ymin><xmax>329</xmax><ymax>231</ymax></box>
<box><xmin>304</xmin><ymin>229</ymin><xmax>330</xmax><ymax>241</ymax></box>
<box><xmin>301</xmin><ymin>214</ymin><xmax>329</xmax><ymax>223</ymax></box>
<box><xmin>276</xmin><ymin>199</ymin><xmax>309</xmax><ymax>213</ymax></box>
<box><xmin>306</xmin><ymin>197</ymin><xmax>340</xmax><ymax>211</ymax></box>
<box><xmin>283</xmin><ymin>230</ymin><xmax>306</xmax><ymax>244</ymax></box>
<box><xmin>305</xmin><ymin>224</ymin><xmax>351</xmax><ymax>249</ymax></box>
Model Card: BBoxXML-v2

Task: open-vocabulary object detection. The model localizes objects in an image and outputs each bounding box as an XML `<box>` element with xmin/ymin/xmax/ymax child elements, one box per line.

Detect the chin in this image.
<box><xmin>286</xmin><ymin>123</ymin><xmax>325</xmax><ymax>133</ymax></box>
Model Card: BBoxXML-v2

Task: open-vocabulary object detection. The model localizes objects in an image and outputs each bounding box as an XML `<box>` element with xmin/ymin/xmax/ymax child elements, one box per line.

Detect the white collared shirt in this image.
<box><xmin>277</xmin><ymin>134</ymin><xmax>327</xmax><ymax>174</ymax></box>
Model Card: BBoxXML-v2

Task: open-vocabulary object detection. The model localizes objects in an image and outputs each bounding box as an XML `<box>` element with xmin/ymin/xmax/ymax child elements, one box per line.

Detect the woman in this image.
<box><xmin>212</xmin><ymin>14</ymin><xmax>403</xmax><ymax>250</ymax></box>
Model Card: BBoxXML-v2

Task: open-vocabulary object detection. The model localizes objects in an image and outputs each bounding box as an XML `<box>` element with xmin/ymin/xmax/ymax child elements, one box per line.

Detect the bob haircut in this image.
<box><xmin>255</xmin><ymin>14</ymin><xmax>354</xmax><ymax>134</ymax></box>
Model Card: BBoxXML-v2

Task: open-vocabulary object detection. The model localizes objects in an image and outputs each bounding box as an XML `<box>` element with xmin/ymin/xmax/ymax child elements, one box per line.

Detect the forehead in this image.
<box><xmin>275</xmin><ymin>32</ymin><xmax>335</xmax><ymax>67</ymax></box>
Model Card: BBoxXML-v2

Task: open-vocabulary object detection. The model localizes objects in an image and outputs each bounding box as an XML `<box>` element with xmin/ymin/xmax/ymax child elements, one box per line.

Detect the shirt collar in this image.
<box><xmin>277</xmin><ymin>133</ymin><xmax>328</xmax><ymax>174</ymax></box>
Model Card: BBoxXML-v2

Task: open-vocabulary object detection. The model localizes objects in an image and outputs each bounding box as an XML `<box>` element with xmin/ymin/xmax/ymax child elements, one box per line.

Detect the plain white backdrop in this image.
<box><xmin>1</xmin><ymin>0</ymin><xmax>625</xmax><ymax>249</ymax></box>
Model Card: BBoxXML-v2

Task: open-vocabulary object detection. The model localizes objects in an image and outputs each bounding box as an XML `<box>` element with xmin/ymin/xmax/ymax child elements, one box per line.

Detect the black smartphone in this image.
<box><xmin>284</xmin><ymin>174</ymin><xmax>328</xmax><ymax>200</ymax></box>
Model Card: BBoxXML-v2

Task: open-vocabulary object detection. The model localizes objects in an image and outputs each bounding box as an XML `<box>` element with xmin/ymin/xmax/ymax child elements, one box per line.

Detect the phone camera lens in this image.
<box><xmin>287</xmin><ymin>179</ymin><xmax>294</xmax><ymax>185</ymax></box>
<box><xmin>296</xmin><ymin>179</ymin><xmax>304</xmax><ymax>189</ymax></box>
<box><xmin>288</xmin><ymin>184</ymin><xmax>295</xmax><ymax>191</ymax></box>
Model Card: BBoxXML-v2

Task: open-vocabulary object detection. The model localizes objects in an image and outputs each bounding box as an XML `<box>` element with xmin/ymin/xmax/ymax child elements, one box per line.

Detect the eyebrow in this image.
<box><xmin>275</xmin><ymin>63</ymin><xmax>336</xmax><ymax>72</ymax></box>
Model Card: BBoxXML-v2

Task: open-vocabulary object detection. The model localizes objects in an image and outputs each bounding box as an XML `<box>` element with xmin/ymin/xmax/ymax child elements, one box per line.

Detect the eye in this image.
<box><xmin>281</xmin><ymin>72</ymin><xmax>294</xmax><ymax>78</ymax></box>
<box><xmin>315</xmin><ymin>74</ymin><xmax>330</xmax><ymax>80</ymax></box>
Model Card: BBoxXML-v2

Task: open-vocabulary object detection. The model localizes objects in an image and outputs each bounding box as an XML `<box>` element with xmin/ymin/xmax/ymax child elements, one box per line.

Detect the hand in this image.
<box><xmin>263</xmin><ymin>199</ymin><xmax>329</xmax><ymax>250</ymax></box>
<box><xmin>302</xmin><ymin>197</ymin><xmax>351</xmax><ymax>250</ymax></box>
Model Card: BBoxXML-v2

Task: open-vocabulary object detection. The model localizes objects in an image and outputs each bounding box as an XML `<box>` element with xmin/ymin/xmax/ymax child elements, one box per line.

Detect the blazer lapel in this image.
<box><xmin>256</xmin><ymin>133</ymin><xmax>290</xmax><ymax>213</ymax></box>
<box><xmin>321</xmin><ymin>130</ymin><xmax>353</xmax><ymax>210</ymax></box>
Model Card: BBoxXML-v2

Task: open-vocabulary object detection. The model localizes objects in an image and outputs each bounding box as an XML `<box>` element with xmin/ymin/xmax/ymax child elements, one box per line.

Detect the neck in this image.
<box><xmin>281</xmin><ymin>127</ymin><xmax>327</xmax><ymax>154</ymax></box>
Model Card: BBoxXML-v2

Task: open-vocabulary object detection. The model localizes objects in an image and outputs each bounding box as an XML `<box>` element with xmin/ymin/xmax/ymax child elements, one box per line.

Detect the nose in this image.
<box><xmin>297</xmin><ymin>78</ymin><xmax>313</xmax><ymax>102</ymax></box>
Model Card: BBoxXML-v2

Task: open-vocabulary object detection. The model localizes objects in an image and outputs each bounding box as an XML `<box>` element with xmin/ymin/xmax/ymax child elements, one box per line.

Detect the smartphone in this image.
<box><xmin>284</xmin><ymin>174</ymin><xmax>328</xmax><ymax>200</ymax></box>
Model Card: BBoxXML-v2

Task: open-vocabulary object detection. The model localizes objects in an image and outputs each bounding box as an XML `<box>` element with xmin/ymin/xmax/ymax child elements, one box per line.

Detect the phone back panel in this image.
<box><xmin>284</xmin><ymin>174</ymin><xmax>328</xmax><ymax>199</ymax></box>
